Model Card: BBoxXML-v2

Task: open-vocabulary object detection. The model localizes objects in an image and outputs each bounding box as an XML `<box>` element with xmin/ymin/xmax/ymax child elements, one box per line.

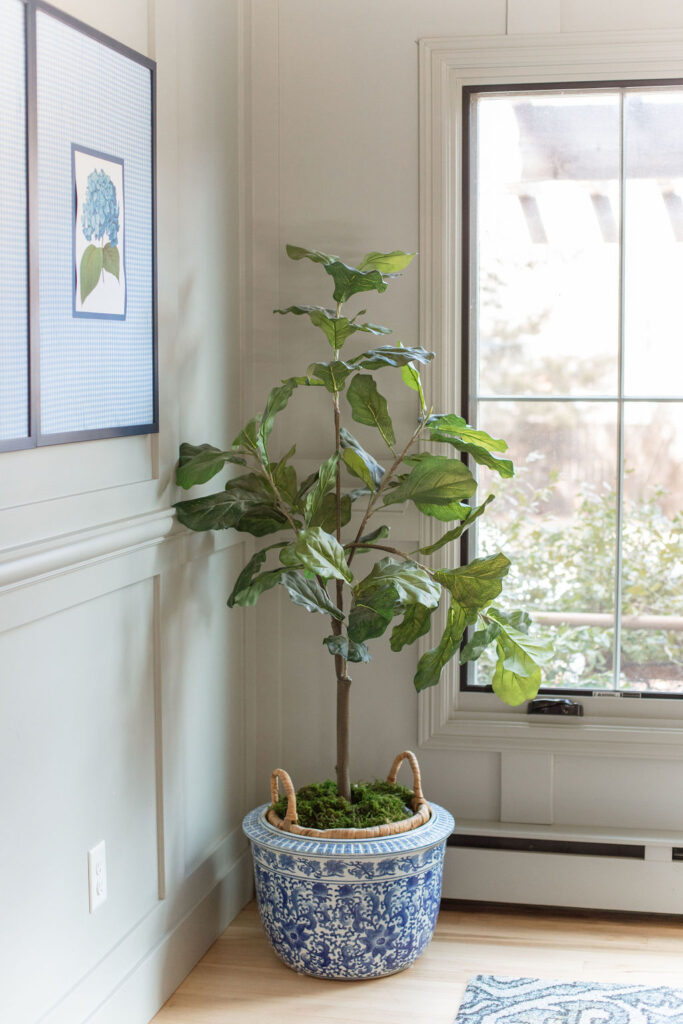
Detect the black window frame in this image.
<box><xmin>459</xmin><ymin>77</ymin><xmax>683</xmax><ymax>702</ymax></box>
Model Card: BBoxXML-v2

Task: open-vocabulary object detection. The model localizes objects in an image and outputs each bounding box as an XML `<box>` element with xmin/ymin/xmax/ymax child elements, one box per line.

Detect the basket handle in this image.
<box><xmin>386</xmin><ymin>750</ymin><xmax>426</xmax><ymax>806</ymax></box>
<box><xmin>270</xmin><ymin>768</ymin><xmax>298</xmax><ymax>828</ymax></box>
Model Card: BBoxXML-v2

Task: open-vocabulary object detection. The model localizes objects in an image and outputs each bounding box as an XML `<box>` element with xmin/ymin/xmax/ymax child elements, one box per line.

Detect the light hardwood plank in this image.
<box><xmin>151</xmin><ymin>901</ymin><xmax>683</xmax><ymax>1023</ymax></box>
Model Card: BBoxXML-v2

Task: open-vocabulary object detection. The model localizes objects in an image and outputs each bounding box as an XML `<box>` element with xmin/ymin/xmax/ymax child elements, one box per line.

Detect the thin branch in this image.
<box><xmin>344</xmin><ymin>541</ymin><xmax>436</xmax><ymax>577</ymax></box>
<box><xmin>347</xmin><ymin>418</ymin><xmax>425</xmax><ymax>566</ymax></box>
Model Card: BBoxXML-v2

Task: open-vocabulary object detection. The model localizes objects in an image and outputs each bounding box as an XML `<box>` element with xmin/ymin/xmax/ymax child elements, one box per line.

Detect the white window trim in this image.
<box><xmin>417</xmin><ymin>29</ymin><xmax>683</xmax><ymax>756</ymax></box>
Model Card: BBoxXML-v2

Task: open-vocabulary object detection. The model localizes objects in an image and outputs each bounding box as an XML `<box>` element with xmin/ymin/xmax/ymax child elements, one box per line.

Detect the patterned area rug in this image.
<box><xmin>455</xmin><ymin>975</ymin><xmax>683</xmax><ymax>1023</ymax></box>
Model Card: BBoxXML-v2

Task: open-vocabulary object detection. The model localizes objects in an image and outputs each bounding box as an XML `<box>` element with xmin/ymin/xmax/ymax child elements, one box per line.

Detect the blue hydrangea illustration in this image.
<box><xmin>79</xmin><ymin>165</ymin><xmax>122</xmax><ymax>305</ymax></box>
<box><xmin>81</xmin><ymin>168</ymin><xmax>119</xmax><ymax>246</ymax></box>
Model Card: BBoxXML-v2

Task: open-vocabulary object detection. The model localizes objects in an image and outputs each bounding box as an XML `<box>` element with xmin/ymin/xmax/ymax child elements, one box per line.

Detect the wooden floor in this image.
<box><xmin>152</xmin><ymin>901</ymin><xmax>683</xmax><ymax>1023</ymax></box>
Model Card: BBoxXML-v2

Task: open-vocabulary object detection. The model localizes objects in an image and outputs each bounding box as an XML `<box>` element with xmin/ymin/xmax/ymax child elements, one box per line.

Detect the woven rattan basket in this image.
<box><xmin>265</xmin><ymin>749</ymin><xmax>431</xmax><ymax>839</ymax></box>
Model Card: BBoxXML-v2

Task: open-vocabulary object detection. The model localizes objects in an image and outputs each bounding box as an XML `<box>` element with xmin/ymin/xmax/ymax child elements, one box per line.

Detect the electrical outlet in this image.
<box><xmin>88</xmin><ymin>840</ymin><xmax>107</xmax><ymax>913</ymax></box>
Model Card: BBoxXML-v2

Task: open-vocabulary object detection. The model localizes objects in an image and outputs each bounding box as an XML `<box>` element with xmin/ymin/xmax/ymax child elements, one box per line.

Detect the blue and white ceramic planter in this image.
<box><xmin>242</xmin><ymin>801</ymin><xmax>454</xmax><ymax>980</ymax></box>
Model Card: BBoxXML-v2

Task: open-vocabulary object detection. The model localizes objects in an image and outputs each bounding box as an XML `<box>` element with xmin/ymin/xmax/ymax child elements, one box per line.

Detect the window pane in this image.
<box><xmin>624</xmin><ymin>91</ymin><xmax>683</xmax><ymax>398</ymax></box>
<box><xmin>474</xmin><ymin>92</ymin><xmax>620</xmax><ymax>398</ymax></box>
<box><xmin>473</xmin><ymin>401</ymin><xmax>618</xmax><ymax>690</ymax></box>
<box><xmin>620</xmin><ymin>403</ymin><xmax>683</xmax><ymax>692</ymax></box>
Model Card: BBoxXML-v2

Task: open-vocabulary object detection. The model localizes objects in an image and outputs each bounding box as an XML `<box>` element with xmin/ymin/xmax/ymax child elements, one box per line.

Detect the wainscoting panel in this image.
<box><xmin>0</xmin><ymin>578</ymin><xmax>160</xmax><ymax>1023</ymax></box>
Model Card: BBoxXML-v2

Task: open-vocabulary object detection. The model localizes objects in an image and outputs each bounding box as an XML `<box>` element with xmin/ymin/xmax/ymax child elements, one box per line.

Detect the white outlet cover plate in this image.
<box><xmin>88</xmin><ymin>840</ymin><xmax>107</xmax><ymax>913</ymax></box>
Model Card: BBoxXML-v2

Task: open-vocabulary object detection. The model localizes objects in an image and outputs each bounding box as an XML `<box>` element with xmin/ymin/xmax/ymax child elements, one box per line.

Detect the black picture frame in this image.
<box><xmin>0</xmin><ymin>0</ymin><xmax>157</xmax><ymax>453</ymax></box>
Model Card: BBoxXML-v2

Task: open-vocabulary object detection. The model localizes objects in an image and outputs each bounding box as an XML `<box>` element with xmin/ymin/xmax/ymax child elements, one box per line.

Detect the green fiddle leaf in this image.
<box><xmin>325</xmin><ymin>260</ymin><xmax>388</xmax><ymax>304</ymax></box>
<box><xmin>322</xmin><ymin>634</ymin><xmax>371</xmax><ymax>663</ymax></box>
<box><xmin>304</xmin><ymin>453</ymin><xmax>339</xmax><ymax>524</ymax></box>
<box><xmin>307</xmin><ymin>361</ymin><xmax>356</xmax><ymax>393</ymax></box>
<box><xmin>488</xmin><ymin>606</ymin><xmax>533</xmax><ymax>635</ymax></box>
<box><xmin>390</xmin><ymin>603</ymin><xmax>434</xmax><ymax>652</ymax></box>
<box><xmin>294</xmin><ymin>526</ymin><xmax>354</xmax><ymax>583</ymax></box>
<box><xmin>279</xmin><ymin>571</ymin><xmax>344</xmax><ymax>620</ymax></box>
<box><xmin>427</xmin><ymin>414</ymin><xmax>507</xmax><ymax>451</ymax></box>
<box><xmin>435</xmin><ymin>552</ymin><xmax>511</xmax><ymax>610</ymax></box>
<box><xmin>491</xmin><ymin>629</ymin><xmax>544</xmax><ymax>706</ymax></box>
<box><xmin>228</xmin><ymin>546</ymin><xmax>275</xmax><ymax>607</ymax></box>
<box><xmin>271</xmin><ymin>446</ymin><xmax>298</xmax><ymax>505</ymax></box>
<box><xmin>80</xmin><ymin>244</ymin><xmax>103</xmax><ymax>304</ymax></box>
<box><xmin>353</xmin><ymin>322</ymin><xmax>392</xmax><ymax>336</ymax></box>
<box><xmin>232</xmin><ymin>416</ymin><xmax>265</xmax><ymax>459</ymax></box>
<box><xmin>275</xmin><ymin>305</ymin><xmax>391</xmax><ymax>349</ymax></box>
<box><xmin>228</xmin><ymin>566</ymin><xmax>285</xmax><ymax>607</ymax></box>
<box><xmin>346</xmin><ymin>374</ymin><xmax>395</xmax><ymax>448</ymax></box>
<box><xmin>296</xmin><ymin>469</ymin><xmax>320</xmax><ymax>502</ymax></box>
<box><xmin>176</xmin><ymin>442</ymin><xmax>247</xmax><ymax>489</ymax></box>
<box><xmin>342</xmin><ymin>449</ymin><xmax>378</xmax><ymax>491</ymax></box>
<box><xmin>175</xmin><ymin>473</ymin><xmax>291</xmax><ymax>536</ymax></box>
<box><xmin>310</xmin><ymin>492</ymin><xmax>351</xmax><ymax>532</ymax></box>
<box><xmin>340</xmin><ymin>428</ymin><xmax>385</xmax><ymax>488</ymax></box>
<box><xmin>286</xmin><ymin>244</ymin><xmax>338</xmax><ymax>265</ymax></box>
<box><xmin>460</xmin><ymin>621</ymin><xmax>502</xmax><ymax>663</ymax></box>
<box><xmin>401</xmin><ymin>362</ymin><xmax>425</xmax><ymax>410</ymax></box>
<box><xmin>260</xmin><ymin>378</ymin><xmax>299</xmax><ymax>447</ymax></box>
<box><xmin>357</xmin><ymin>250</ymin><xmax>416</xmax><ymax>274</ymax></box>
<box><xmin>348</xmin><ymin>586</ymin><xmax>399</xmax><ymax>642</ymax></box>
<box><xmin>427</xmin><ymin>414</ymin><xmax>513</xmax><ymax>479</ymax></box>
<box><xmin>382</xmin><ymin>454</ymin><xmax>476</xmax><ymax>517</ymax></box>
<box><xmin>355</xmin><ymin>557</ymin><xmax>441</xmax><ymax>609</ymax></box>
<box><xmin>349</xmin><ymin>345</ymin><xmax>434</xmax><ymax>370</ymax></box>
<box><xmin>414</xmin><ymin>599</ymin><xmax>476</xmax><ymax>692</ymax></box>
<box><xmin>102</xmin><ymin>243</ymin><xmax>120</xmax><ymax>281</ymax></box>
<box><xmin>279</xmin><ymin>543</ymin><xmax>301</xmax><ymax>567</ymax></box>
<box><xmin>357</xmin><ymin>524</ymin><xmax>390</xmax><ymax>546</ymax></box>
<box><xmin>416</xmin><ymin>495</ymin><xmax>495</xmax><ymax>555</ymax></box>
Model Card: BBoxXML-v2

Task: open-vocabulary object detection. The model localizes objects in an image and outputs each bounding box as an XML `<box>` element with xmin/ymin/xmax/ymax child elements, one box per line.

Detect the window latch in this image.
<box><xmin>527</xmin><ymin>697</ymin><xmax>584</xmax><ymax>717</ymax></box>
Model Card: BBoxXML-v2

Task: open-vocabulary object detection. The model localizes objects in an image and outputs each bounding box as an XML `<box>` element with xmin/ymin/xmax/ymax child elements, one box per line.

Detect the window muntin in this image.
<box><xmin>464</xmin><ymin>84</ymin><xmax>683</xmax><ymax>697</ymax></box>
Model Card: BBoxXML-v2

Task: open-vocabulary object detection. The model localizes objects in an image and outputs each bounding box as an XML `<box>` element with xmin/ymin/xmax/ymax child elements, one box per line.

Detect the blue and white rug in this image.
<box><xmin>455</xmin><ymin>975</ymin><xmax>683</xmax><ymax>1023</ymax></box>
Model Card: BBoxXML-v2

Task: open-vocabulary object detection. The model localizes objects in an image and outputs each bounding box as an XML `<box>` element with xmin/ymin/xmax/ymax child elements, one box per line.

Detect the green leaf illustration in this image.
<box><xmin>102</xmin><ymin>243</ymin><xmax>120</xmax><ymax>282</ymax></box>
<box><xmin>80</xmin><ymin>244</ymin><xmax>103</xmax><ymax>304</ymax></box>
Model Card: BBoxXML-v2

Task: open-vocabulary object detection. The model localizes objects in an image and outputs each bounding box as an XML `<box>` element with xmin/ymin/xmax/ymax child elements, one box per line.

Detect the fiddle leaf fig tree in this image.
<box><xmin>175</xmin><ymin>245</ymin><xmax>549</xmax><ymax>801</ymax></box>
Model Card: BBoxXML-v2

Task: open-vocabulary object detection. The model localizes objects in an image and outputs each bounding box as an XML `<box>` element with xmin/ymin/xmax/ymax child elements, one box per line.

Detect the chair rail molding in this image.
<box><xmin>417</xmin><ymin>28</ymin><xmax>683</xmax><ymax>757</ymax></box>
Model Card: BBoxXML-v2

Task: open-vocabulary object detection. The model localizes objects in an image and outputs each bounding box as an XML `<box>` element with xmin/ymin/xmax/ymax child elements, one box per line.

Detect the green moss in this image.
<box><xmin>271</xmin><ymin>778</ymin><xmax>415</xmax><ymax>830</ymax></box>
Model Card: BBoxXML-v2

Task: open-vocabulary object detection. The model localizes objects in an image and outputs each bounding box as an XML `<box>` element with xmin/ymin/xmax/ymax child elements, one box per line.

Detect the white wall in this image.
<box><xmin>0</xmin><ymin>1</ymin><xmax>251</xmax><ymax>1021</ymax></box>
<box><xmin>244</xmin><ymin>0</ymin><xmax>683</xmax><ymax>881</ymax></box>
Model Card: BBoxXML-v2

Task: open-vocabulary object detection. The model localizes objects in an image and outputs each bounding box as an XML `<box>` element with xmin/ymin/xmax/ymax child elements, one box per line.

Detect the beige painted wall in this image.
<box><xmin>0</xmin><ymin>1</ymin><xmax>250</xmax><ymax>1021</ymax></box>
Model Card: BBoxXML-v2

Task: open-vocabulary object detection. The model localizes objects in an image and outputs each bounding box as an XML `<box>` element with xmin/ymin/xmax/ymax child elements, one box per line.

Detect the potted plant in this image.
<box><xmin>174</xmin><ymin>245</ymin><xmax>547</xmax><ymax>980</ymax></box>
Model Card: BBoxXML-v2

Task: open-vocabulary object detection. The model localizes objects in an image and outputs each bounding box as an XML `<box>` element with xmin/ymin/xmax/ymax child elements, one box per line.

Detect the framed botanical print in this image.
<box><xmin>0</xmin><ymin>0</ymin><xmax>157</xmax><ymax>452</ymax></box>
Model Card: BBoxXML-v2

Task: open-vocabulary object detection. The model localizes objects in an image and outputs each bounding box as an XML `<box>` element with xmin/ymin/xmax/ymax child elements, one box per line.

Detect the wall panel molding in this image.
<box><xmin>0</xmin><ymin>508</ymin><xmax>247</xmax><ymax>598</ymax></box>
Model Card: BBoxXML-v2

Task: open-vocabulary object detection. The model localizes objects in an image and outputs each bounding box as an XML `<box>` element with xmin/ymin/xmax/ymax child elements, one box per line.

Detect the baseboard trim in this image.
<box><xmin>440</xmin><ymin>897</ymin><xmax>683</xmax><ymax>923</ymax></box>
<box><xmin>38</xmin><ymin>849</ymin><xmax>253</xmax><ymax>1024</ymax></box>
<box><xmin>86</xmin><ymin>851</ymin><xmax>253</xmax><ymax>1024</ymax></box>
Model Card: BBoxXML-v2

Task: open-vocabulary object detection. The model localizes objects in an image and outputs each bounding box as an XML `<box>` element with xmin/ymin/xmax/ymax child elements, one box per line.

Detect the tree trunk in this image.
<box><xmin>332</xmin><ymin>390</ymin><xmax>351</xmax><ymax>801</ymax></box>
<box><xmin>336</xmin><ymin>667</ymin><xmax>352</xmax><ymax>801</ymax></box>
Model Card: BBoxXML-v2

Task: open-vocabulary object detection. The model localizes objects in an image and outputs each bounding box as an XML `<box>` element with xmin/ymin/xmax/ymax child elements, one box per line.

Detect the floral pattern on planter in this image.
<box><xmin>243</xmin><ymin>801</ymin><xmax>454</xmax><ymax>980</ymax></box>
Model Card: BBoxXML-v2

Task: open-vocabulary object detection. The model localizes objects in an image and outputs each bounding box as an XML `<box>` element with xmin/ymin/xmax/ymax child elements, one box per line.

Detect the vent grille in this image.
<box><xmin>448</xmin><ymin>834</ymin><xmax>646</xmax><ymax>859</ymax></box>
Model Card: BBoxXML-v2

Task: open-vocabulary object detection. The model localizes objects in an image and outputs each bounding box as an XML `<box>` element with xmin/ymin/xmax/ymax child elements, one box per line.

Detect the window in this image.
<box><xmin>463</xmin><ymin>82</ymin><xmax>683</xmax><ymax>699</ymax></box>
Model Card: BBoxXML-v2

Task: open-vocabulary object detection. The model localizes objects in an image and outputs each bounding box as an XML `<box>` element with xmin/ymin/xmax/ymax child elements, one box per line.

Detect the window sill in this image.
<box><xmin>420</xmin><ymin>705</ymin><xmax>683</xmax><ymax>759</ymax></box>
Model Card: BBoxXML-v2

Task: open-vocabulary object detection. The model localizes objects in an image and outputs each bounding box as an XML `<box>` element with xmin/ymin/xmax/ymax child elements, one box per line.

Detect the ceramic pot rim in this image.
<box><xmin>243</xmin><ymin>800</ymin><xmax>454</xmax><ymax>857</ymax></box>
